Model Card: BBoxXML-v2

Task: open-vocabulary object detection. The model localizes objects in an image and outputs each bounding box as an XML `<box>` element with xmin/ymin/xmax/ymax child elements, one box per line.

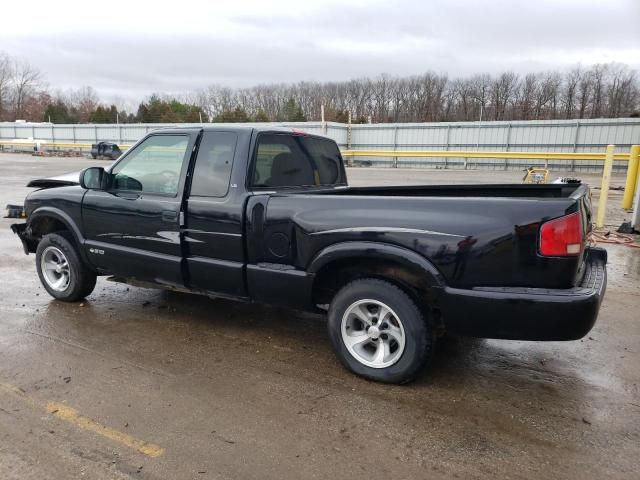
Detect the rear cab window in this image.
<box><xmin>251</xmin><ymin>133</ymin><xmax>345</xmax><ymax>189</ymax></box>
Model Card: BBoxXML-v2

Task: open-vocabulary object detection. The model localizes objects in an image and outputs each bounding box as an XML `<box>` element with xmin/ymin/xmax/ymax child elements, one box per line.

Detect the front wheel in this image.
<box><xmin>327</xmin><ymin>278</ymin><xmax>434</xmax><ymax>384</ymax></box>
<box><xmin>36</xmin><ymin>233</ymin><xmax>97</xmax><ymax>302</ymax></box>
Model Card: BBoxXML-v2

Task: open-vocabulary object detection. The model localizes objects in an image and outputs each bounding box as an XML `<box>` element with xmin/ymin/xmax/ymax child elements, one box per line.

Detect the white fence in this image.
<box><xmin>1</xmin><ymin>118</ymin><xmax>639</xmax><ymax>171</ymax></box>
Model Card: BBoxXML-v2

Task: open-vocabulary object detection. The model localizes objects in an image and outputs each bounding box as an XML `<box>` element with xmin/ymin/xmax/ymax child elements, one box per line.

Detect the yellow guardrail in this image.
<box><xmin>341</xmin><ymin>149</ymin><xmax>631</xmax><ymax>161</ymax></box>
<box><xmin>0</xmin><ymin>140</ymin><xmax>631</xmax><ymax>161</ymax></box>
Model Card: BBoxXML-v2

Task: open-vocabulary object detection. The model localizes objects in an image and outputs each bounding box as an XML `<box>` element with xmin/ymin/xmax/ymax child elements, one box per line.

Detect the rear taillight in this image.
<box><xmin>539</xmin><ymin>212</ymin><xmax>583</xmax><ymax>257</ymax></box>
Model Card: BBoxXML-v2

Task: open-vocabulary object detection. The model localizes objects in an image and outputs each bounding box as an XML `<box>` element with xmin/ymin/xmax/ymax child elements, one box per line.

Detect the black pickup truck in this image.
<box><xmin>12</xmin><ymin>127</ymin><xmax>607</xmax><ymax>384</ymax></box>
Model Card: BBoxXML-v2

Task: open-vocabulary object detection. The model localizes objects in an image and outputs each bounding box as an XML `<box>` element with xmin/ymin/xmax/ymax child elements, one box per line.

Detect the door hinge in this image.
<box><xmin>179</xmin><ymin>211</ymin><xmax>185</xmax><ymax>226</ymax></box>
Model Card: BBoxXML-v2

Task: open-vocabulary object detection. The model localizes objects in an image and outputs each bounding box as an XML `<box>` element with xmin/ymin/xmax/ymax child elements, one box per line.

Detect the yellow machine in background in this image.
<box><xmin>522</xmin><ymin>167</ymin><xmax>549</xmax><ymax>184</ymax></box>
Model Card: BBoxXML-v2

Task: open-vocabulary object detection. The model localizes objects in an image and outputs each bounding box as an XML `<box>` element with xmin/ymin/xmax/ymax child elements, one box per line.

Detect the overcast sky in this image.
<box><xmin>2</xmin><ymin>0</ymin><xmax>639</xmax><ymax>104</ymax></box>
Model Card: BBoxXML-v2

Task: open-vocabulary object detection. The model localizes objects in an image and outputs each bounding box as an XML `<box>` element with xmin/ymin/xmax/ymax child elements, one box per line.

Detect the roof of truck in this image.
<box><xmin>154</xmin><ymin>125</ymin><xmax>329</xmax><ymax>137</ymax></box>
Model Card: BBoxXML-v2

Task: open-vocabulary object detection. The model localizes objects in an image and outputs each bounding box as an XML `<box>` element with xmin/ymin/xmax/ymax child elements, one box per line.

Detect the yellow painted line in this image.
<box><xmin>0</xmin><ymin>382</ymin><xmax>164</xmax><ymax>458</ymax></box>
<box><xmin>45</xmin><ymin>402</ymin><xmax>164</xmax><ymax>457</ymax></box>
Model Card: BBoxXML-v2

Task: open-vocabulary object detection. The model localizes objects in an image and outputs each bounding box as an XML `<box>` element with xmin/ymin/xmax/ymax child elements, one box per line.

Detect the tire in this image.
<box><xmin>327</xmin><ymin>278</ymin><xmax>434</xmax><ymax>384</ymax></box>
<box><xmin>35</xmin><ymin>232</ymin><xmax>97</xmax><ymax>302</ymax></box>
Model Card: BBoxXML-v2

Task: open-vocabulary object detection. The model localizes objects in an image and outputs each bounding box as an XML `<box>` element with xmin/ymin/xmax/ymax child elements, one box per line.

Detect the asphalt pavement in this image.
<box><xmin>1</xmin><ymin>153</ymin><xmax>639</xmax><ymax>479</ymax></box>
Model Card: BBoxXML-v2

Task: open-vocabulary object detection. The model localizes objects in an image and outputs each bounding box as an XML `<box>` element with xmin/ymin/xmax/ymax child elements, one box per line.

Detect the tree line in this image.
<box><xmin>1</xmin><ymin>51</ymin><xmax>638</xmax><ymax>124</ymax></box>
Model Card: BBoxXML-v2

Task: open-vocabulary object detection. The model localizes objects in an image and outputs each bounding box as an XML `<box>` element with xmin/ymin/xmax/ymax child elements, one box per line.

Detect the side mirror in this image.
<box><xmin>80</xmin><ymin>167</ymin><xmax>106</xmax><ymax>190</ymax></box>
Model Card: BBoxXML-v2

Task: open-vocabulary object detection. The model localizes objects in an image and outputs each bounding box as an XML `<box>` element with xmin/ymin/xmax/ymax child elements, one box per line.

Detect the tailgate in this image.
<box><xmin>571</xmin><ymin>184</ymin><xmax>595</xmax><ymax>286</ymax></box>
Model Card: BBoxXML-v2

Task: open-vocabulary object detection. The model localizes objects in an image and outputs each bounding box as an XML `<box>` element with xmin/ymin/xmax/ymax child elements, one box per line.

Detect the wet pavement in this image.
<box><xmin>0</xmin><ymin>153</ymin><xmax>639</xmax><ymax>479</ymax></box>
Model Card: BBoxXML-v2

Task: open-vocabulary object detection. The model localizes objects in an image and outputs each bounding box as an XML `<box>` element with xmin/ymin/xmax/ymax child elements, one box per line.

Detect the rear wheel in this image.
<box><xmin>327</xmin><ymin>278</ymin><xmax>434</xmax><ymax>384</ymax></box>
<box><xmin>36</xmin><ymin>233</ymin><xmax>97</xmax><ymax>302</ymax></box>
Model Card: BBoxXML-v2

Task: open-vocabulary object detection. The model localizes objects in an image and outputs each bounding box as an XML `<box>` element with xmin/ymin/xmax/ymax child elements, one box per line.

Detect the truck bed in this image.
<box><xmin>322</xmin><ymin>183</ymin><xmax>586</xmax><ymax>198</ymax></box>
<box><xmin>256</xmin><ymin>182</ymin><xmax>592</xmax><ymax>291</ymax></box>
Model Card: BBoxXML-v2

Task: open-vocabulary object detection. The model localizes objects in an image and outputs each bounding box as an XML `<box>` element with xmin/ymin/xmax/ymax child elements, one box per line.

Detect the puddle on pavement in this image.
<box><xmin>604</xmin><ymin>243</ymin><xmax>640</xmax><ymax>290</ymax></box>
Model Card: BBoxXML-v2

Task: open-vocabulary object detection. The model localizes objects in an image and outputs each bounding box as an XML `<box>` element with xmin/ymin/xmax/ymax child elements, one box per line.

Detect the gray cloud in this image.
<box><xmin>2</xmin><ymin>0</ymin><xmax>638</xmax><ymax>103</ymax></box>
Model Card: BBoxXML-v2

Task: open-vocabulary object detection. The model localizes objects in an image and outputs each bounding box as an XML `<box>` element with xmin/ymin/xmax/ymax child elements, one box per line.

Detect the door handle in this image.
<box><xmin>115</xmin><ymin>192</ymin><xmax>141</xmax><ymax>200</ymax></box>
<box><xmin>162</xmin><ymin>210</ymin><xmax>178</xmax><ymax>222</ymax></box>
<box><xmin>250</xmin><ymin>204</ymin><xmax>264</xmax><ymax>234</ymax></box>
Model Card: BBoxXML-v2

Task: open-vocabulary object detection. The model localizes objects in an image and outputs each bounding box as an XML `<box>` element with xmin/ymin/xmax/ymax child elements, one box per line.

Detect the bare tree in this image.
<box><xmin>110</xmin><ymin>64</ymin><xmax>640</xmax><ymax>123</ymax></box>
<box><xmin>70</xmin><ymin>86</ymin><xmax>99</xmax><ymax>122</ymax></box>
<box><xmin>469</xmin><ymin>74</ymin><xmax>491</xmax><ymax>121</ymax></box>
<box><xmin>561</xmin><ymin>67</ymin><xmax>581</xmax><ymax>119</ymax></box>
<box><xmin>2</xmin><ymin>50</ymin><xmax>638</xmax><ymax>124</ymax></box>
<box><xmin>589</xmin><ymin>64</ymin><xmax>607</xmax><ymax>118</ymax></box>
<box><xmin>490</xmin><ymin>72</ymin><xmax>518</xmax><ymax>120</ymax></box>
<box><xmin>607</xmin><ymin>64</ymin><xmax>636</xmax><ymax>118</ymax></box>
<box><xmin>11</xmin><ymin>59</ymin><xmax>42</xmax><ymax>120</ymax></box>
<box><xmin>532</xmin><ymin>72</ymin><xmax>561</xmax><ymax>119</ymax></box>
<box><xmin>577</xmin><ymin>70</ymin><xmax>592</xmax><ymax>119</ymax></box>
<box><xmin>0</xmin><ymin>53</ymin><xmax>13</xmax><ymax>121</ymax></box>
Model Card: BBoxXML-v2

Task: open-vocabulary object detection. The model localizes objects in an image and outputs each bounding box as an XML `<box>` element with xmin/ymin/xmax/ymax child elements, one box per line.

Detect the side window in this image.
<box><xmin>251</xmin><ymin>134</ymin><xmax>344</xmax><ymax>189</ymax></box>
<box><xmin>190</xmin><ymin>132</ymin><xmax>238</xmax><ymax>197</ymax></box>
<box><xmin>111</xmin><ymin>135</ymin><xmax>189</xmax><ymax>195</ymax></box>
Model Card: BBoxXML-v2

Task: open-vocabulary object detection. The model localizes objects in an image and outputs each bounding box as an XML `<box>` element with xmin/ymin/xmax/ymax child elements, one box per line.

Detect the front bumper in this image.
<box><xmin>11</xmin><ymin>223</ymin><xmax>35</xmax><ymax>254</ymax></box>
<box><xmin>438</xmin><ymin>247</ymin><xmax>607</xmax><ymax>341</ymax></box>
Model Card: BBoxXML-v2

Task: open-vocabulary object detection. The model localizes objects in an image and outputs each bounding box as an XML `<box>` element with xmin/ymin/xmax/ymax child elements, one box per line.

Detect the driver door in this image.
<box><xmin>82</xmin><ymin>131</ymin><xmax>199</xmax><ymax>287</ymax></box>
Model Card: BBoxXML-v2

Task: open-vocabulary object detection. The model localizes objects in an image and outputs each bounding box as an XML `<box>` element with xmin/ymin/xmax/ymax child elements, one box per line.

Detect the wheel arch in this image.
<box><xmin>309</xmin><ymin>241</ymin><xmax>445</xmax><ymax>314</ymax></box>
<box><xmin>26</xmin><ymin>208</ymin><xmax>86</xmax><ymax>260</ymax></box>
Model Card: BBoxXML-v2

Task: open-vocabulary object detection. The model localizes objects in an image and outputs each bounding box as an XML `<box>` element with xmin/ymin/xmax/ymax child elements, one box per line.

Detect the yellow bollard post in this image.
<box><xmin>596</xmin><ymin>145</ymin><xmax>615</xmax><ymax>228</ymax></box>
<box><xmin>622</xmin><ymin>145</ymin><xmax>640</xmax><ymax>209</ymax></box>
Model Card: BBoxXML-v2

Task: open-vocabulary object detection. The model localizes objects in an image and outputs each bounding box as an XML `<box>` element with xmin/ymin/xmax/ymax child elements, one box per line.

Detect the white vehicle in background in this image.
<box><xmin>4</xmin><ymin>137</ymin><xmax>47</xmax><ymax>154</ymax></box>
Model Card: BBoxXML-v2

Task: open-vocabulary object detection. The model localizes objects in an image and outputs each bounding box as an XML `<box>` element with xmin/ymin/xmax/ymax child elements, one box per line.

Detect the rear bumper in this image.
<box><xmin>438</xmin><ymin>247</ymin><xmax>607</xmax><ymax>341</ymax></box>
